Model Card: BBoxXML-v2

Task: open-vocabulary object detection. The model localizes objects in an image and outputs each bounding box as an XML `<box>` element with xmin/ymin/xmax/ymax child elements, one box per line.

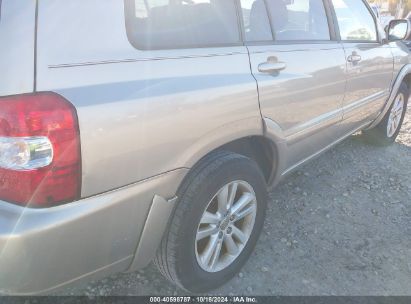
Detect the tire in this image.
<box><xmin>362</xmin><ymin>82</ymin><xmax>409</xmax><ymax>146</ymax></box>
<box><xmin>154</xmin><ymin>151</ymin><xmax>268</xmax><ymax>293</ymax></box>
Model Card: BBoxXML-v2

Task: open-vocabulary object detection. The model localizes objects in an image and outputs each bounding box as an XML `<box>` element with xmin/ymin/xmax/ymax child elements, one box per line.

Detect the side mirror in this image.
<box><xmin>387</xmin><ymin>19</ymin><xmax>411</xmax><ymax>41</ymax></box>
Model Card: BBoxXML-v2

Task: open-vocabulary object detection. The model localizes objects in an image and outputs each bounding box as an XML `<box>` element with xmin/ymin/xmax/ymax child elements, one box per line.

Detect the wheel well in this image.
<box><xmin>216</xmin><ymin>136</ymin><xmax>277</xmax><ymax>183</ymax></box>
<box><xmin>403</xmin><ymin>73</ymin><xmax>411</xmax><ymax>92</ymax></box>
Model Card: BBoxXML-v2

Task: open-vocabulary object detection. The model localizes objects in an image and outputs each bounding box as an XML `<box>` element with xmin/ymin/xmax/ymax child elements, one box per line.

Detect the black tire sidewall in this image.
<box><xmin>174</xmin><ymin>155</ymin><xmax>267</xmax><ymax>293</ymax></box>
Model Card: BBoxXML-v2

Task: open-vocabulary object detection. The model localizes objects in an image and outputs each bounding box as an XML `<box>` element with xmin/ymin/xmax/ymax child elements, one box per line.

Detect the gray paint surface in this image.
<box><xmin>0</xmin><ymin>0</ymin><xmax>410</xmax><ymax>296</ymax></box>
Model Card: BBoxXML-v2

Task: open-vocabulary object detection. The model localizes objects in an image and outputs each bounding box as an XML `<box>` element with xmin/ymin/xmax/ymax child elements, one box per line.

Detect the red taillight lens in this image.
<box><xmin>0</xmin><ymin>93</ymin><xmax>81</xmax><ymax>207</ymax></box>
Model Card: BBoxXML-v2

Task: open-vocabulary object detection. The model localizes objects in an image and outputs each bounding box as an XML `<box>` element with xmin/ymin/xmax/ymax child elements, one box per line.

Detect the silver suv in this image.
<box><xmin>0</xmin><ymin>0</ymin><xmax>410</xmax><ymax>295</ymax></box>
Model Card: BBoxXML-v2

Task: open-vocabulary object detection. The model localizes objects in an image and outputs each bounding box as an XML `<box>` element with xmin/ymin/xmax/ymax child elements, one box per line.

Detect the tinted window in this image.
<box><xmin>125</xmin><ymin>0</ymin><xmax>240</xmax><ymax>50</ymax></box>
<box><xmin>332</xmin><ymin>0</ymin><xmax>377</xmax><ymax>41</ymax></box>
<box><xmin>240</xmin><ymin>0</ymin><xmax>273</xmax><ymax>42</ymax></box>
<box><xmin>266</xmin><ymin>0</ymin><xmax>331</xmax><ymax>41</ymax></box>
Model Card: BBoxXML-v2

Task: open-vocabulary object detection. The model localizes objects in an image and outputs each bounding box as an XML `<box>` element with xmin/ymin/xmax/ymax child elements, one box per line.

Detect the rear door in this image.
<box><xmin>331</xmin><ymin>0</ymin><xmax>394</xmax><ymax>130</ymax></box>
<box><xmin>242</xmin><ymin>0</ymin><xmax>347</xmax><ymax>171</ymax></box>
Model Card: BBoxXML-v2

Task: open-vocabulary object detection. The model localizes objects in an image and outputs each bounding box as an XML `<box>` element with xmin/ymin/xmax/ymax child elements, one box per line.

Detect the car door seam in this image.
<box><xmin>245</xmin><ymin>45</ymin><xmax>265</xmax><ymax>129</ymax></box>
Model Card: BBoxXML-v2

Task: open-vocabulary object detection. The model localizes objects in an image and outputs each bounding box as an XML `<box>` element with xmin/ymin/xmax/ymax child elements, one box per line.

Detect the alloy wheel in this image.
<box><xmin>195</xmin><ymin>180</ymin><xmax>257</xmax><ymax>273</ymax></box>
<box><xmin>387</xmin><ymin>93</ymin><xmax>405</xmax><ymax>138</ymax></box>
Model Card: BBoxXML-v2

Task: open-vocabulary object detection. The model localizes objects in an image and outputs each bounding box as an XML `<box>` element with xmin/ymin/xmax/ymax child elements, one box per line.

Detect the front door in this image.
<box><xmin>331</xmin><ymin>0</ymin><xmax>394</xmax><ymax>130</ymax></box>
<box><xmin>240</xmin><ymin>0</ymin><xmax>347</xmax><ymax>171</ymax></box>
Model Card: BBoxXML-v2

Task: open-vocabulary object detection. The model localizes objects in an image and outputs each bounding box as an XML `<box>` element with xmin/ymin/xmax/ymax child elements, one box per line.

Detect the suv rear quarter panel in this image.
<box><xmin>36</xmin><ymin>0</ymin><xmax>263</xmax><ymax>197</ymax></box>
<box><xmin>0</xmin><ymin>0</ymin><xmax>36</xmax><ymax>96</ymax></box>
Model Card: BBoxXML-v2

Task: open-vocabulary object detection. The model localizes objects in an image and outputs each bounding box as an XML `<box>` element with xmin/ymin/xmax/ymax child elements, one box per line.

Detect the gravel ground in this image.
<box><xmin>61</xmin><ymin>105</ymin><xmax>411</xmax><ymax>296</ymax></box>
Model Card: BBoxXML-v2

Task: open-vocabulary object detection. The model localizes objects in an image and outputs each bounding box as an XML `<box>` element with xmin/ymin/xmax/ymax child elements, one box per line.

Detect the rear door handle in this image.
<box><xmin>258</xmin><ymin>56</ymin><xmax>287</xmax><ymax>73</ymax></box>
<box><xmin>347</xmin><ymin>52</ymin><xmax>362</xmax><ymax>63</ymax></box>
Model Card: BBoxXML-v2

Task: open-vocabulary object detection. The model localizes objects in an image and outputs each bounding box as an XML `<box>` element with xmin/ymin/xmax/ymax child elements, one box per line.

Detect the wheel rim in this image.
<box><xmin>195</xmin><ymin>180</ymin><xmax>257</xmax><ymax>273</ymax></box>
<box><xmin>387</xmin><ymin>93</ymin><xmax>405</xmax><ymax>138</ymax></box>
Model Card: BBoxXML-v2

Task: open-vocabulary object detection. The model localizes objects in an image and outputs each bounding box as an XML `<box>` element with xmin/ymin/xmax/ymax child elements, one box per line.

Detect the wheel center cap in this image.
<box><xmin>220</xmin><ymin>217</ymin><xmax>230</xmax><ymax>230</ymax></box>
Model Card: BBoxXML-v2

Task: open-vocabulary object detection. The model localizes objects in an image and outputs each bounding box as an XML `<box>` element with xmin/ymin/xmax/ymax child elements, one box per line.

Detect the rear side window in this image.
<box><xmin>125</xmin><ymin>0</ymin><xmax>240</xmax><ymax>50</ymax></box>
<box><xmin>265</xmin><ymin>0</ymin><xmax>331</xmax><ymax>41</ymax></box>
<box><xmin>332</xmin><ymin>0</ymin><xmax>377</xmax><ymax>41</ymax></box>
<box><xmin>240</xmin><ymin>0</ymin><xmax>273</xmax><ymax>42</ymax></box>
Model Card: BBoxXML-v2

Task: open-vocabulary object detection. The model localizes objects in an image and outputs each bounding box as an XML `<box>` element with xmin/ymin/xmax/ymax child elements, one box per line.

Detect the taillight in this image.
<box><xmin>0</xmin><ymin>93</ymin><xmax>81</xmax><ymax>207</ymax></box>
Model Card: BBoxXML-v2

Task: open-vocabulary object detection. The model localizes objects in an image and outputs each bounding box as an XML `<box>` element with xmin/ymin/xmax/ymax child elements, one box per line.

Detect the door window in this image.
<box><xmin>125</xmin><ymin>0</ymin><xmax>240</xmax><ymax>50</ymax></box>
<box><xmin>265</xmin><ymin>0</ymin><xmax>331</xmax><ymax>41</ymax></box>
<box><xmin>240</xmin><ymin>0</ymin><xmax>273</xmax><ymax>42</ymax></box>
<box><xmin>332</xmin><ymin>0</ymin><xmax>377</xmax><ymax>41</ymax></box>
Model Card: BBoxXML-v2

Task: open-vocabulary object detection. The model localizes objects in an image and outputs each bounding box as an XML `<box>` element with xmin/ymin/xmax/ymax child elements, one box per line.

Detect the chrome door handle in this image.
<box><xmin>258</xmin><ymin>56</ymin><xmax>287</xmax><ymax>73</ymax></box>
<box><xmin>347</xmin><ymin>52</ymin><xmax>362</xmax><ymax>63</ymax></box>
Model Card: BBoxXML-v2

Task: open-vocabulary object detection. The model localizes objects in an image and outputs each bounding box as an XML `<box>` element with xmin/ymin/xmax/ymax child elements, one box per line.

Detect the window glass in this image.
<box><xmin>332</xmin><ymin>0</ymin><xmax>377</xmax><ymax>41</ymax></box>
<box><xmin>126</xmin><ymin>0</ymin><xmax>240</xmax><ymax>50</ymax></box>
<box><xmin>240</xmin><ymin>0</ymin><xmax>273</xmax><ymax>42</ymax></box>
<box><xmin>265</xmin><ymin>0</ymin><xmax>331</xmax><ymax>41</ymax></box>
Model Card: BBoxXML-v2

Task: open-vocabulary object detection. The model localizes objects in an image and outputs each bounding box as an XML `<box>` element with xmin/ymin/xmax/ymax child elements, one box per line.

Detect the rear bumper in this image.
<box><xmin>0</xmin><ymin>169</ymin><xmax>187</xmax><ymax>295</ymax></box>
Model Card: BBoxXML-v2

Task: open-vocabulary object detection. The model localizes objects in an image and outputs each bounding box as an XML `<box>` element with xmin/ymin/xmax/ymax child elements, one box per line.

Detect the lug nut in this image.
<box><xmin>230</xmin><ymin>215</ymin><xmax>235</xmax><ymax>221</ymax></box>
<box><xmin>218</xmin><ymin>231</ymin><xmax>224</xmax><ymax>239</ymax></box>
<box><xmin>226</xmin><ymin>227</ymin><xmax>232</xmax><ymax>234</ymax></box>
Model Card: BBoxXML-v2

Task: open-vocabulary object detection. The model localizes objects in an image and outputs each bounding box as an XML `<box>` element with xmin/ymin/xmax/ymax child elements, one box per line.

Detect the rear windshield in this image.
<box><xmin>124</xmin><ymin>0</ymin><xmax>241</xmax><ymax>50</ymax></box>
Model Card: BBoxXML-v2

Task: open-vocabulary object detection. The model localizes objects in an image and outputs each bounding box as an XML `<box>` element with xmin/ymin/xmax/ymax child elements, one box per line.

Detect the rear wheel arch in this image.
<box><xmin>402</xmin><ymin>73</ymin><xmax>411</xmax><ymax>93</ymax></box>
<box><xmin>217</xmin><ymin>136</ymin><xmax>277</xmax><ymax>183</ymax></box>
<box><xmin>184</xmin><ymin>136</ymin><xmax>279</xmax><ymax>188</ymax></box>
